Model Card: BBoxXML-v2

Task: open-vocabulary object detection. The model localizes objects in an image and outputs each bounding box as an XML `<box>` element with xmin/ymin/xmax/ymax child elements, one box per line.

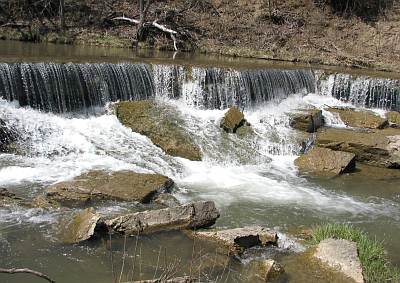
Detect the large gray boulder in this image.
<box><xmin>314</xmin><ymin>238</ymin><xmax>364</xmax><ymax>283</ymax></box>
<box><xmin>327</xmin><ymin>107</ymin><xmax>388</xmax><ymax>129</ymax></box>
<box><xmin>316</xmin><ymin>127</ymin><xmax>400</xmax><ymax>168</ymax></box>
<box><xmin>59</xmin><ymin>207</ymin><xmax>101</xmax><ymax>244</ymax></box>
<box><xmin>45</xmin><ymin>170</ymin><xmax>174</xmax><ymax>207</ymax></box>
<box><xmin>290</xmin><ymin>109</ymin><xmax>324</xmax><ymax>133</ymax></box>
<box><xmin>295</xmin><ymin>147</ymin><xmax>356</xmax><ymax>176</ymax></box>
<box><xmin>116</xmin><ymin>101</ymin><xmax>202</xmax><ymax>161</ymax></box>
<box><xmin>194</xmin><ymin>226</ymin><xmax>278</xmax><ymax>254</ymax></box>
<box><xmin>104</xmin><ymin>201</ymin><xmax>220</xmax><ymax>235</ymax></box>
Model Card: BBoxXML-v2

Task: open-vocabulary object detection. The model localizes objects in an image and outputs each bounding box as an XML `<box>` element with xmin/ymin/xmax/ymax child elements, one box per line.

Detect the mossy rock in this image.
<box><xmin>116</xmin><ymin>101</ymin><xmax>202</xmax><ymax>161</ymax></box>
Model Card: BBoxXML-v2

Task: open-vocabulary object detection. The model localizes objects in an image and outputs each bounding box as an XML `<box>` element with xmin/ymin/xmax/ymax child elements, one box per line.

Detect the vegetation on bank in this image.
<box><xmin>310</xmin><ymin>223</ymin><xmax>400</xmax><ymax>283</ymax></box>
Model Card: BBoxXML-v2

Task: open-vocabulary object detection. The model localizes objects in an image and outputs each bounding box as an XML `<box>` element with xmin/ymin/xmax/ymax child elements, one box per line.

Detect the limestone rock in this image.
<box><xmin>195</xmin><ymin>226</ymin><xmax>278</xmax><ymax>254</ymax></box>
<box><xmin>31</xmin><ymin>195</ymin><xmax>61</xmax><ymax>210</ymax></box>
<box><xmin>387</xmin><ymin>111</ymin><xmax>400</xmax><ymax>128</ymax></box>
<box><xmin>327</xmin><ymin>107</ymin><xmax>388</xmax><ymax>129</ymax></box>
<box><xmin>314</xmin><ymin>238</ymin><xmax>364</xmax><ymax>283</ymax></box>
<box><xmin>290</xmin><ymin>109</ymin><xmax>323</xmax><ymax>133</ymax></box>
<box><xmin>295</xmin><ymin>147</ymin><xmax>356</xmax><ymax>176</ymax></box>
<box><xmin>220</xmin><ymin>107</ymin><xmax>249</xmax><ymax>133</ymax></box>
<box><xmin>116</xmin><ymin>101</ymin><xmax>202</xmax><ymax>161</ymax></box>
<box><xmin>46</xmin><ymin>171</ymin><xmax>174</xmax><ymax>207</ymax></box>
<box><xmin>248</xmin><ymin>259</ymin><xmax>285</xmax><ymax>282</ymax></box>
<box><xmin>0</xmin><ymin>188</ymin><xmax>22</xmax><ymax>207</ymax></box>
<box><xmin>104</xmin><ymin>201</ymin><xmax>219</xmax><ymax>235</ymax></box>
<box><xmin>316</xmin><ymin>127</ymin><xmax>400</xmax><ymax>168</ymax></box>
<box><xmin>153</xmin><ymin>193</ymin><xmax>180</xmax><ymax>208</ymax></box>
<box><xmin>60</xmin><ymin>207</ymin><xmax>101</xmax><ymax>244</ymax></box>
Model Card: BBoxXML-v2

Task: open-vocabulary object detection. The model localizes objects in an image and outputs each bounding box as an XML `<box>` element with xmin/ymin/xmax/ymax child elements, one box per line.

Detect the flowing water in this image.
<box><xmin>0</xmin><ymin>41</ymin><xmax>399</xmax><ymax>283</ymax></box>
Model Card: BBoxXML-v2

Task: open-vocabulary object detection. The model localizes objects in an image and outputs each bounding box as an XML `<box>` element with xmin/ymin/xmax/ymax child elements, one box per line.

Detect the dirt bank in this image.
<box><xmin>1</xmin><ymin>0</ymin><xmax>400</xmax><ymax>72</ymax></box>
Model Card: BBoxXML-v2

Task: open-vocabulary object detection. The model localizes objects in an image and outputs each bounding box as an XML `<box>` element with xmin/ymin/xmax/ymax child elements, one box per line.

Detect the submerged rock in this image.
<box><xmin>104</xmin><ymin>201</ymin><xmax>220</xmax><ymax>235</ymax></box>
<box><xmin>31</xmin><ymin>195</ymin><xmax>61</xmax><ymax>210</ymax></box>
<box><xmin>316</xmin><ymin>128</ymin><xmax>400</xmax><ymax>168</ymax></box>
<box><xmin>295</xmin><ymin>147</ymin><xmax>356</xmax><ymax>176</ymax></box>
<box><xmin>247</xmin><ymin>259</ymin><xmax>285</xmax><ymax>282</ymax></box>
<box><xmin>387</xmin><ymin>111</ymin><xmax>400</xmax><ymax>128</ymax></box>
<box><xmin>290</xmin><ymin>109</ymin><xmax>323</xmax><ymax>133</ymax></box>
<box><xmin>46</xmin><ymin>171</ymin><xmax>174</xmax><ymax>207</ymax></box>
<box><xmin>314</xmin><ymin>238</ymin><xmax>364</xmax><ymax>283</ymax></box>
<box><xmin>60</xmin><ymin>207</ymin><xmax>101</xmax><ymax>244</ymax></box>
<box><xmin>195</xmin><ymin>226</ymin><xmax>278</xmax><ymax>254</ymax></box>
<box><xmin>220</xmin><ymin>107</ymin><xmax>250</xmax><ymax>134</ymax></box>
<box><xmin>0</xmin><ymin>188</ymin><xmax>23</xmax><ymax>207</ymax></box>
<box><xmin>116</xmin><ymin>101</ymin><xmax>202</xmax><ymax>161</ymax></box>
<box><xmin>327</xmin><ymin>107</ymin><xmax>388</xmax><ymax>129</ymax></box>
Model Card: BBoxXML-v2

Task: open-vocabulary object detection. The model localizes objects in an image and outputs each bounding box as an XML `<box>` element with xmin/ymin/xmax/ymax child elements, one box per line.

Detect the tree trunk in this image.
<box><xmin>137</xmin><ymin>0</ymin><xmax>151</xmax><ymax>41</ymax></box>
<box><xmin>59</xmin><ymin>0</ymin><xmax>65</xmax><ymax>31</ymax></box>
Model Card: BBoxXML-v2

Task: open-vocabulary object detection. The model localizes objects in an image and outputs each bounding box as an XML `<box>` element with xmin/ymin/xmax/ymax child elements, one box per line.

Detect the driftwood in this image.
<box><xmin>113</xmin><ymin>16</ymin><xmax>178</xmax><ymax>51</ymax></box>
<box><xmin>0</xmin><ymin>268</ymin><xmax>55</xmax><ymax>283</ymax></box>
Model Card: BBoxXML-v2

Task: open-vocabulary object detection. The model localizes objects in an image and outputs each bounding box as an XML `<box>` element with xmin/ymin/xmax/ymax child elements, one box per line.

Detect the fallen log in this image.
<box><xmin>0</xmin><ymin>268</ymin><xmax>55</xmax><ymax>283</ymax></box>
<box><xmin>112</xmin><ymin>16</ymin><xmax>178</xmax><ymax>51</ymax></box>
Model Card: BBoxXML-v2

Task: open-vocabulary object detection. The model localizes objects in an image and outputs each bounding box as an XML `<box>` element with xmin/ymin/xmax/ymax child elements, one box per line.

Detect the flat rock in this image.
<box><xmin>247</xmin><ymin>259</ymin><xmax>285</xmax><ymax>282</ymax></box>
<box><xmin>116</xmin><ymin>101</ymin><xmax>202</xmax><ymax>161</ymax></box>
<box><xmin>290</xmin><ymin>109</ymin><xmax>324</xmax><ymax>133</ymax></box>
<box><xmin>387</xmin><ymin>111</ymin><xmax>400</xmax><ymax>128</ymax></box>
<box><xmin>327</xmin><ymin>107</ymin><xmax>388</xmax><ymax>129</ymax></box>
<box><xmin>195</xmin><ymin>226</ymin><xmax>278</xmax><ymax>254</ymax></box>
<box><xmin>46</xmin><ymin>170</ymin><xmax>174</xmax><ymax>207</ymax></box>
<box><xmin>314</xmin><ymin>238</ymin><xmax>364</xmax><ymax>283</ymax></box>
<box><xmin>220</xmin><ymin>107</ymin><xmax>249</xmax><ymax>133</ymax></box>
<box><xmin>316</xmin><ymin>127</ymin><xmax>400</xmax><ymax>168</ymax></box>
<box><xmin>0</xmin><ymin>188</ymin><xmax>23</xmax><ymax>207</ymax></box>
<box><xmin>295</xmin><ymin>147</ymin><xmax>356</xmax><ymax>176</ymax></box>
<box><xmin>104</xmin><ymin>201</ymin><xmax>220</xmax><ymax>235</ymax></box>
<box><xmin>60</xmin><ymin>207</ymin><xmax>101</xmax><ymax>244</ymax></box>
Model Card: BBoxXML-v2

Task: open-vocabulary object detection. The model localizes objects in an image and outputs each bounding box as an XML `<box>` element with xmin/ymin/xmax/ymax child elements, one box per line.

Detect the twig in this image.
<box><xmin>118</xmin><ymin>235</ymin><xmax>127</xmax><ymax>283</ymax></box>
<box><xmin>0</xmin><ymin>268</ymin><xmax>55</xmax><ymax>283</ymax></box>
<box><xmin>153</xmin><ymin>246</ymin><xmax>162</xmax><ymax>280</ymax></box>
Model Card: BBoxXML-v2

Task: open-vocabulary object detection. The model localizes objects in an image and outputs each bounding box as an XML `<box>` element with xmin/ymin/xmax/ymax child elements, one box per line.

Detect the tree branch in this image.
<box><xmin>0</xmin><ymin>268</ymin><xmax>55</xmax><ymax>283</ymax></box>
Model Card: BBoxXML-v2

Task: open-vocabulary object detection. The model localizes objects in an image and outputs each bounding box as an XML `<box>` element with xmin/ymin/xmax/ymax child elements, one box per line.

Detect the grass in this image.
<box><xmin>310</xmin><ymin>223</ymin><xmax>400</xmax><ymax>283</ymax></box>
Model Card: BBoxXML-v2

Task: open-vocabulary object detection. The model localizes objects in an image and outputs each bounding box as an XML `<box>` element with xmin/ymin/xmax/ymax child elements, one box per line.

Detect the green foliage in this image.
<box><xmin>311</xmin><ymin>223</ymin><xmax>400</xmax><ymax>283</ymax></box>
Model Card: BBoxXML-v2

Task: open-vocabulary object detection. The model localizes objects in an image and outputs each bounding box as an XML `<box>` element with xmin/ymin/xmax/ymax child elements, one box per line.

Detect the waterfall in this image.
<box><xmin>0</xmin><ymin>62</ymin><xmax>315</xmax><ymax>113</ymax></box>
<box><xmin>0</xmin><ymin>63</ymin><xmax>154</xmax><ymax>113</ymax></box>
<box><xmin>317</xmin><ymin>73</ymin><xmax>400</xmax><ymax>111</ymax></box>
<box><xmin>153</xmin><ymin>65</ymin><xmax>315</xmax><ymax>109</ymax></box>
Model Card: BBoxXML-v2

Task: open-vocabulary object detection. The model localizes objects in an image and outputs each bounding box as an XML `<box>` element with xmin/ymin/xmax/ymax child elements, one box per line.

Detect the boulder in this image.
<box><xmin>290</xmin><ymin>109</ymin><xmax>323</xmax><ymax>133</ymax></box>
<box><xmin>316</xmin><ymin>127</ymin><xmax>400</xmax><ymax>168</ymax></box>
<box><xmin>327</xmin><ymin>107</ymin><xmax>388</xmax><ymax>129</ymax></box>
<box><xmin>247</xmin><ymin>259</ymin><xmax>284</xmax><ymax>282</ymax></box>
<box><xmin>194</xmin><ymin>226</ymin><xmax>278</xmax><ymax>254</ymax></box>
<box><xmin>0</xmin><ymin>188</ymin><xmax>23</xmax><ymax>207</ymax></box>
<box><xmin>153</xmin><ymin>193</ymin><xmax>180</xmax><ymax>208</ymax></box>
<box><xmin>116</xmin><ymin>101</ymin><xmax>202</xmax><ymax>161</ymax></box>
<box><xmin>220</xmin><ymin>107</ymin><xmax>250</xmax><ymax>133</ymax></box>
<box><xmin>387</xmin><ymin>111</ymin><xmax>400</xmax><ymax>128</ymax></box>
<box><xmin>314</xmin><ymin>238</ymin><xmax>364</xmax><ymax>283</ymax></box>
<box><xmin>295</xmin><ymin>147</ymin><xmax>356</xmax><ymax>176</ymax></box>
<box><xmin>0</xmin><ymin>119</ymin><xmax>17</xmax><ymax>152</ymax></box>
<box><xmin>60</xmin><ymin>207</ymin><xmax>101</xmax><ymax>244</ymax></box>
<box><xmin>46</xmin><ymin>171</ymin><xmax>174</xmax><ymax>207</ymax></box>
<box><xmin>31</xmin><ymin>195</ymin><xmax>61</xmax><ymax>210</ymax></box>
<box><xmin>104</xmin><ymin>201</ymin><xmax>220</xmax><ymax>235</ymax></box>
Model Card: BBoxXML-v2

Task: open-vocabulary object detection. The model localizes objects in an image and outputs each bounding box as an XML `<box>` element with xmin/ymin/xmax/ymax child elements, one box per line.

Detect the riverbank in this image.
<box><xmin>1</xmin><ymin>0</ymin><xmax>400</xmax><ymax>73</ymax></box>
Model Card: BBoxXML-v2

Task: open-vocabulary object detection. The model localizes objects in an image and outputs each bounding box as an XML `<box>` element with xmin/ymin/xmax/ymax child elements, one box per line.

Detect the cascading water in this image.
<box><xmin>317</xmin><ymin>72</ymin><xmax>400</xmax><ymax>111</ymax></box>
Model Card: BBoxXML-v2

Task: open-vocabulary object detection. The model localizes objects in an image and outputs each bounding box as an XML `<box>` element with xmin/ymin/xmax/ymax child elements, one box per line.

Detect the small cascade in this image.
<box><xmin>317</xmin><ymin>73</ymin><xmax>400</xmax><ymax>111</ymax></box>
<box><xmin>154</xmin><ymin>64</ymin><xmax>315</xmax><ymax>109</ymax></box>
<box><xmin>0</xmin><ymin>63</ymin><xmax>154</xmax><ymax>113</ymax></box>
